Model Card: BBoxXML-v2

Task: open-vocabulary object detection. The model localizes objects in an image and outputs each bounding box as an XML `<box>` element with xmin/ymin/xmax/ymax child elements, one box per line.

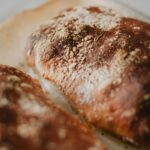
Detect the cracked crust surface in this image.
<box><xmin>0</xmin><ymin>65</ymin><xmax>107</xmax><ymax>150</ymax></box>
<box><xmin>26</xmin><ymin>6</ymin><xmax>150</xmax><ymax>145</ymax></box>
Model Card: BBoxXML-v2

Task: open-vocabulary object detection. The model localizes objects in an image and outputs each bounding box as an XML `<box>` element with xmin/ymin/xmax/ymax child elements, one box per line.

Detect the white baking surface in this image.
<box><xmin>0</xmin><ymin>0</ymin><xmax>47</xmax><ymax>22</ymax></box>
<box><xmin>0</xmin><ymin>0</ymin><xmax>150</xmax><ymax>23</ymax></box>
<box><xmin>0</xmin><ymin>0</ymin><xmax>149</xmax><ymax>150</ymax></box>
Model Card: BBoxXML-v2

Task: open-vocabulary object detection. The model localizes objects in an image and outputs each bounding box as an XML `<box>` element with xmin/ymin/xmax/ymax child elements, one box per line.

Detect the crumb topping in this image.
<box><xmin>32</xmin><ymin>6</ymin><xmax>122</xmax><ymax>73</ymax></box>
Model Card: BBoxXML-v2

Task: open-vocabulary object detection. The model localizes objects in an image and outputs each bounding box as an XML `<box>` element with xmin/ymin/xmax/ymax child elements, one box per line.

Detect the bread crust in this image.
<box><xmin>26</xmin><ymin>6</ymin><xmax>150</xmax><ymax>145</ymax></box>
<box><xmin>0</xmin><ymin>65</ymin><xmax>107</xmax><ymax>150</ymax></box>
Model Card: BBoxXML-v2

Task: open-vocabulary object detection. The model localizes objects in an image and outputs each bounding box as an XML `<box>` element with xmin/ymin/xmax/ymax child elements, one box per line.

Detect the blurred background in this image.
<box><xmin>0</xmin><ymin>0</ymin><xmax>149</xmax><ymax>23</ymax></box>
<box><xmin>0</xmin><ymin>0</ymin><xmax>47</xmax><ymax>22</ymax></box>
<box><xmin>115</xmin><ymin>0</ymin><xmax>150</xmax><ymax>16</ymax></box>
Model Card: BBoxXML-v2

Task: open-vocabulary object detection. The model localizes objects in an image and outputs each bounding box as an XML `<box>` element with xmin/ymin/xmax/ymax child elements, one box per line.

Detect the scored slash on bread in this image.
<box><xmin>0</xmin><ymin>64</ymin><xmax>107</xmax><ymax>150</ymax></box>
<box><xmin>26</xmin><ymin>6</ymin><xmax>150</xmax><ymax>145</ymax></box>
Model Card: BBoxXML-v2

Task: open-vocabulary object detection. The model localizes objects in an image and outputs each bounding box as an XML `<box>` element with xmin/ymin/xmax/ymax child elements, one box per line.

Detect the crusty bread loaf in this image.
<box><xmin>26</xmin><ymin>6</ymin><xmax>150</xmax><ymax>145</ymax></box>
<box><xmin>0</xmin><ymin>64</ymin><xmax>107</xmax><ymax>150</ymax></box>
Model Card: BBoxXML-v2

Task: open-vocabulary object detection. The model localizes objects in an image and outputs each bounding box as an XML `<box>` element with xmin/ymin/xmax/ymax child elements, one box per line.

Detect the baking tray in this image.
<box><xmin>0</xmin><ymin>0</ymin><xmax>149</xmax><ymax>149</ymax></box>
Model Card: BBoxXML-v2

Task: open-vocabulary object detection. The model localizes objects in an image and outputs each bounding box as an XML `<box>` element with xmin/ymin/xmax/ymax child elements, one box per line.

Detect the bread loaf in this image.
<box><xmin>0</xmin><ymin>65</ymin><xmax>107</xmax><ymax>150</ymax></box>
<box><xmin>26</xmin><ymin>6</ymin><xmax>150</xmax><ymax>145</ymax></box>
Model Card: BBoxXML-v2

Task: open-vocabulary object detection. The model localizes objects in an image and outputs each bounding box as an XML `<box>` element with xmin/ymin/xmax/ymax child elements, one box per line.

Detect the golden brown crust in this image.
<box><xmin>26</xmin><ymin>6</ymin><xmax>150</xmax><ymax>145</ymax></box>
<box><xmin>0</xmin><ymin>64</ymin><xmax>107</xmax><ymax>150</ymax></box>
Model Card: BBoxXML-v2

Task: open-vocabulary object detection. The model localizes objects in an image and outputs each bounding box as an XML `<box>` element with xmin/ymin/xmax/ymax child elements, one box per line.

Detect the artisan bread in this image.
<box><xmin>0</xmin><ymin>64</ymin><xmax>107</xmax><ymax>150</ymax></box>
<box><xmin>26</xmin><ymin>6</ymin><xmax>150</xmax><ymax>145</ymax></box>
